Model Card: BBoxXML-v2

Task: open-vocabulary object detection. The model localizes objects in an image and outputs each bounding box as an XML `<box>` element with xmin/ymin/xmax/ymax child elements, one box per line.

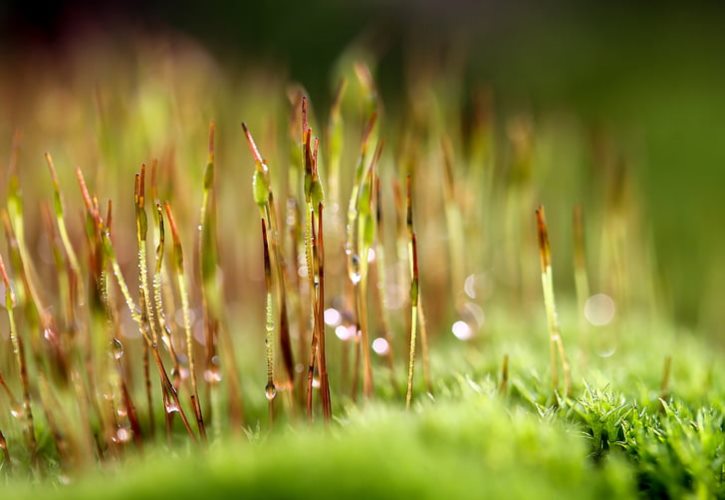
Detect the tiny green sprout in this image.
<box><xmin>499</xmin><ymin>354</ymin><xmax>510</xmax><ymax>394</ymax></box>
<box><xmin>660</xmin><ymin>355</ymin><xmax>672</xmax><ymax>401</ymax></box>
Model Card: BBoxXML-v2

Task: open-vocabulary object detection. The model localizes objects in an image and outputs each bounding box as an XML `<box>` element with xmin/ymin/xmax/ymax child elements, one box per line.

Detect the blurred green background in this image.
<box><xmin>2</xmin><ymin>0</ymin><xmax>725</xmax><ymax>327</ymax></box>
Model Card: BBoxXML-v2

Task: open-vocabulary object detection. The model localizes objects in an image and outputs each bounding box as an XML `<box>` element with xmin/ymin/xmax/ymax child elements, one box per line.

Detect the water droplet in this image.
<box><xmin>350</xmin><ymin>272</ymin><xmax>361</xmax><ymax>285</ymax></box>
<box><xmin>324</xmin><ymin>308</ymin><xmax>342</xmax><ymax>327</ymax></box>
<box><xmin>451</xmin><ymin>320</ymin><xmax>473</xmax><ymax>341</ymax></box>
<box><xmin>311</xmin><ymin>377</ymin><xmax>321</xmax><ymax>389</ymax></box>
<box><xmin>10</xmin><ymin>403</ymin><xmax>24</xmax><ymax>419</ymax></box>
<box><xmin>585</xmin><ymin>293</ymin><xmax>616</xmax><ymax>326</ymax></box>
<box><xmin>111</xmin><ymin>338</ymin><xmax>124</xmax><ymax>360</ymax></box>
<box><xmin>117</xmin><ymin>407</ymin><xmax>128</xmax><ymax>418</ymax></box>
<box><xmin>463</xmin><ymin>302</ymin><xmax>486</xmax><ymax>328</ymax></box>
<box><xmin>372</xmin><ymin>337</ymin><xmax>390</xmax><ymax>355</ymax></box>
<box><xmin>164</xmin><ymin>397</ymin><xmax>180</xmax><ymax>414</ymax></box>
<box><xmin>597</xmin><ymin>346</ymin><xmax>617</xmax><ymax>358</ymax></box>
<box><xmin>112</xmin><ymin>427</ymin><xmax>132</xmax><ymax>444</ymax></box>
<box><xmin>463</xmin><ymin>272</ymin><xmax>493</xmax><ymax>301</ymax></box>
<box><xmin>367</xmin><ymin>248</ymin><xmax>376</xmax><ymax>263</ymax></box>
<box><xmin>265</xmin><ymin>383</ymin><xmax>277</xmax><ymax>401</ymax></box>
<box><xmin>43</xmin><ymin>328</ymin><xmax>57</xmax><ymax>343</ymax></box>
<box><xmin>335</xmin><ymin>324</ymin><xmax>356</xmax><ymax>341</ymax></box>
<box><xmin>204</xmin><ymin>367</ymin><xmax>222</xmax><ymax>384</ymax></box>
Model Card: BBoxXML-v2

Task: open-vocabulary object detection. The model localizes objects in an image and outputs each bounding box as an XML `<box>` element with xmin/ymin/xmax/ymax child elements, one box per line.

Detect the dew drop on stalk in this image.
<box><xmin>349</xmin><ymin>253</ymin><xmax>361</xmax><ymax>284</ymax></box>
<box><xmin>204</xmin><ymin>366</ymin><xmax>222</xmax><ymax>384</ymax></box>
<box><xmin>367</xmin><ymin>248</ymin><xmax>376</xmax><ymax>263</ymax></box>
<box><xmin>113</xmin><ymin>427</ymin><xmax>132</xmax><ymax>443</ymax></box>
<box><xmin>265</xmin><ymin>382</ymin><xmax>277</xmax><ymax>401</ymax></box>
<box><xmin>164</xmin><ymin>397</ymin><xmax>181</xmax><ymax>414</ymax></box>
<box><xmin>111</xmin><ymin>338</ymin><xmax>124</xmax><ymax>360</ymax></box>
<box><xmin>10</xmin><ymin>403</ymin><xmax>24</xmax><ymax>419</ymax></box>
<box><xmin>311</xmin><ymin>377</ymin><xmax>321</xmax><ymax>389</ymax></box>
<box><xmin>43</xmin><ymin>328</ymin><xmax>57</xmax><ymax>342</ymax></box>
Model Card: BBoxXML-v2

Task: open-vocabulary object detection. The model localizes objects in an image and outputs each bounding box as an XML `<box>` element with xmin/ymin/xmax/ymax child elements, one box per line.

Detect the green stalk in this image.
<box><xmin>261</xmin><ymin>219</ymin><xmax>277</xmax><ymax>424</ymax></box>
<box><xmin>243</xmin><ymin>122</ymin><xmax>298</xmax><ymax>404</ymax></box>
<box><xmin>405</xmin><ymin>176</ymin><xmax>420</xmax><ymax>409</ymax></box>
<box><xmin>164</xmin><ymin>202</ymin><xmax>206</xmax><ymax>438</ymax></box>
<box><xmin>372</xmin><ymin>175</ymin><xmax>398</xmax><ymax>391</ymax></box>
<box><xmin>134</xmin><ymin>167</ymin><xmax>158</xmax><ymax>434</ymax></box>
<box><xmin>536</xmin><ymin>206</ymin><xmax>571</xmax><ymax>397</ymax></box>
<box><xmin>315</xmin><ymin>204</ymin><xmax>331</xmax><ymax>420</ymax></box>
<box><xmin>40</xmin><ymin>203</ymin><xmax>72</xmax><ymax>331</ymax></box>
<box><xmin>441</xmin><ymin>137</ymin><xmax>465</xmax><ymax>311</ymax></box>
<box><xmin>300</xmin><ymin>122</ymin><xmax>331</xmax><ymax>418</ymax></box>
<box><xmin>200</xmin><ymin>123</ymin><xmax>245</xmax><ymax>433</ymax></box>
<box><xmin>326</xmin><ymin>79</ymin><xmax>347</xmax><ymax>208</ymax></box>
<box><xmin>45</xmin><ymin>152</ymin><xmax>85</xmax><ymax>308</ymax></box>
<box><xmin>573</xmin><ymin>205</ymin><xmax>591</xmax><ymax>338</ymax></box>
<box><xmin>151</xmin><ymin>201</ymin><xmax>181</xmax><ymax>388</ymax></box>
<box><xmin>344</xmin><ymin>114</ymin><xmax>378</xmax><ymax>399</ymax></box>
<box><xmin>6</xmin><ymin>169</ymin><xmax>65</xmax><ymax>378</ymax></box>
<box><xmin>0</xmin><ymin>254</ymin><xmax>36</xmax><ymax>453</ymax></box>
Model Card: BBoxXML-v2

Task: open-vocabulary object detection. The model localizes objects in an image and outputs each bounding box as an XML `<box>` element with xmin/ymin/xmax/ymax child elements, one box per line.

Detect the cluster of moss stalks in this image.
<box><xmin>0</xmin><ymin>47</ymin><xmax>721</xmax><ymax>499</ymax></box>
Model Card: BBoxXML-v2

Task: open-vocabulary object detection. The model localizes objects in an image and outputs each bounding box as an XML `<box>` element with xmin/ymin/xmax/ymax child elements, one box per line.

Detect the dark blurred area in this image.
<box><xmin>2</xmin><ymin>0</ymin><xmax>725</xmax><ymax>327</ymax></box>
